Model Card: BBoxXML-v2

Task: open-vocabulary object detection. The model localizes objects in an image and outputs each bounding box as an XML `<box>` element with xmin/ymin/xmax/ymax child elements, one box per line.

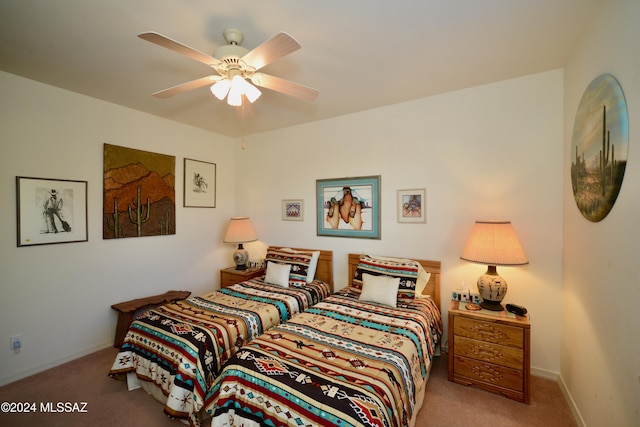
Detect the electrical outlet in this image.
<box><xmin>10</xmin><ymin>334</ymin><xmax>23</xmax><ymax>352</ymax></box>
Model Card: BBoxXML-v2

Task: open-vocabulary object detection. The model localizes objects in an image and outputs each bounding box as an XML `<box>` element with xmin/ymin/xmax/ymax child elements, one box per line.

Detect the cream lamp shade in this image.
<box><xmin>223</xmin><ymin>217</ymin><xmax>258</xmax><ymax>270</ymax></box>
<box><xmin>460</xmin><ymin>220</ymin><xmax>528</xmax><ymax>311</ymax></box>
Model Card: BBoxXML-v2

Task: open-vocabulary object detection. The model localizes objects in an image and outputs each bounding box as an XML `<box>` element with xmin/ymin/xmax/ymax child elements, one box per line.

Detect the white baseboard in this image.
<box><xmin>0</xmin><ymin>341</ymin><xmax>113</xmax><ymax>387</ymax></box>
<box><xmin>440</xmin><ymin>356</ymin><xmax>585</xmax><ymax>427</ymax></box>
<box><xmin>557</xmin><ymin>373</ymin><xmax>587</xmax><ymax>427</ymax></box>
<box><xmin>530</xmin><ymin>367</ymin><xmax>585</xmax><ymax>427</ymax></box>
<box><xmin>531</xmin><ymin>366</ymin><xmax>559</xmax><ymax>380</ymax></box>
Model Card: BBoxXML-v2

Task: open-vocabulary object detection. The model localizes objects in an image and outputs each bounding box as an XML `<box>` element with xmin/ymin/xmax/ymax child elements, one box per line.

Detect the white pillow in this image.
<box><xmin>415</xmin><ymin>270</ymin><xmax>432</xmax><ymax>298</ymax></box>
<box><xmin>359</xmin><ymin>273</ymin><xmax>400</xmax><ymax>307</ymax></box>
<box><xmin>282</xmin><ymin>248</ymin><xmax>320</xmax><ymax>283</ymax></box>
<box><xmin>264</xmin><ymin>261</ymin><xmax>291</xmax><ymax>287</ymax></box>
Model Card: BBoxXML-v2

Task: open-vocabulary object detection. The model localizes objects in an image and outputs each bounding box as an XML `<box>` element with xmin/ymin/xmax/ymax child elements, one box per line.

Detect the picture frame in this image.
<box><xmin>103</xmin><ymin>144</ymin><xmax>176</xmax><ymax>239</ymax></box>
<box><xmin>316</xmin><ymin>175</ymin><xmax>381</xmax><ymax>239</ymax></box>
<box><xmin>282</xmin><ymin>199</ymin><xmax>304</xmax><ymax>221</ymax></box>
<box><xmin>16</xmin><ymin>176</ymin><xmax>88</xmax><ymax>247</ymax></box>
<box><xmin>184</xmin><ymin>158</ymin><xmax>216</xmax><ymax>208</ymax></box>
<box><xmin>397</xmin><ymin>188</ymin><xmax>426</xmax><ymax>223</ymax></box>
<box><xmin>570</xmin><ymin>73</ymin><xmax>628</xmax><ymax>222</ymax></box>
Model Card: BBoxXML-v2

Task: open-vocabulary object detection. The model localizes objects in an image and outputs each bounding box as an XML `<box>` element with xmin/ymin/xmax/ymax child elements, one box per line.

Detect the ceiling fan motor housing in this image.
<box><xmin>214</xmin><ymin>29</ymin><xmax>249</xmax><ymax>60</ymax></box>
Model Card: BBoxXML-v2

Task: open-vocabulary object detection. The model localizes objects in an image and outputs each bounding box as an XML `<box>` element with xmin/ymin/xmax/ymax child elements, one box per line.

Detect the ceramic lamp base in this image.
<box><xmin>233</xmin><ymin>244</ymin><xmax>249</xmax><ymax>270</ymax></box>
<box><xmin>477</xmin><ymin>265</ymin><xmax>507</xmax><ymax>311</ymax></box>
<box><xmin>479</xmin><ymin>299</ymin><xmax>505</xmax><ymax>311</ymax></box>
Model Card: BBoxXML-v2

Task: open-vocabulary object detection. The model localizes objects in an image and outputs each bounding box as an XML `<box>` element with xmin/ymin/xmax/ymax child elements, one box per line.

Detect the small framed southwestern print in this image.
<box><xmin>398</xmin><ymin>188</ymin><xmax>426</xmax><ymax>223</ymax></box>
<box><xmin>282</xmin><ymin>199</ymin><xmax>304</xmax><ymax>221</ymax></box>
<box><xmin>16</xmin><ymin>176</ymin><xmax>88</xmax><ymax>247</ymax></box>
<box><xmin>316</xmin><ymin>176</ymin><xmax>380</xmax><ymax>239</ymax></box>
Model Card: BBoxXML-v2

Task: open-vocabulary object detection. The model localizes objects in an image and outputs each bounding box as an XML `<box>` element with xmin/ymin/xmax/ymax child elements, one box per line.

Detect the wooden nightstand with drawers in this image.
<box><xmin>220</xmin><ymin>266</ymin><xmax>265</xmax><ymax>289</ymax></box>
<box><xmin>448</xmin><ymin>300</ymin><xmax>530</xmax><ymax>403</ymax></box>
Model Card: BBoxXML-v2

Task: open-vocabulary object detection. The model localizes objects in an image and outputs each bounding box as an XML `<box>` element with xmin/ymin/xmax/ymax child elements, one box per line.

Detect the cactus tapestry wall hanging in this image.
<box><xmin>103</xmin><ymin>144</ymin><xmax>176</xmax><ymax>238</ymax></box>
<box><xmin>571</xmin><ymin>74</ymin><xmax>629</xmax><ymax>222</ymax></box>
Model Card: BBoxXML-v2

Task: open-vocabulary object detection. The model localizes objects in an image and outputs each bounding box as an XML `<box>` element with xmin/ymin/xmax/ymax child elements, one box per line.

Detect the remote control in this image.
<box><xmin>506</xmin><ymin>303</ymin><xmax>528</xmax><ymax>316</ymax></box>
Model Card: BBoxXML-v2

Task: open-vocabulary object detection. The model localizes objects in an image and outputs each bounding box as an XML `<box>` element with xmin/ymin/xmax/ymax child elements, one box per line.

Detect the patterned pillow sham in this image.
<box><xmin>280</xmin><ymin>248</ymin><xmax>320</xmax><ymax>283</ymax></box>
<box><xmin>265</xmin><ymin>247</ymin><xmax>314</xmax><ymax>286</ymax></box>
<box><xmin>352</xmin><ymin>254</ymin><xmax>421</xmax><ymax>302</ymax></box>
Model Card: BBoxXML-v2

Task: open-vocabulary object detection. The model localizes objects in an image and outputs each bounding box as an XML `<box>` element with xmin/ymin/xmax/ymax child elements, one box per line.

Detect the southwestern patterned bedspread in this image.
<box><xmin>206</xmin><ymin>288</ymin><xmax>442</xmax><ymax>427</ymax></box>
<box><xmin>108</xmin><ymin>278</ymin><xmax>330</xmax><ymax>424</ymax></box>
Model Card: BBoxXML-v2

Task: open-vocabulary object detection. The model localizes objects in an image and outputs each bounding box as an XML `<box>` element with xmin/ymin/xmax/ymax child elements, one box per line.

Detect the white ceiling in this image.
<box><xmin>0</xmin><ymin>0</ymin><xmax>602</xmax><ymax>138</ymax></box>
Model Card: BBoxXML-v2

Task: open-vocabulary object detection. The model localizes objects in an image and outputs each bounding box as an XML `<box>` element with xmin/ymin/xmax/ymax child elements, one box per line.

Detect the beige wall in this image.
<box><xmin>0</xmin><ymin>72</ymin><xmax>236</xmax><ymax>385</ymax></box>
<box><xmin>237</xmin><ymin>70</ymin><xmax>565</xmax><ymax>376</ymax></box>
<box><xmin>562</xmin><ymin>0</ymin><xmax>640</xmax><ymax>426</ymax></box>
<box><xmin>1</xmin><ymin>69</ymin><xmax>566</xmax><ymax>388</ymax></box>
<box><xmin>3</xmin><ymin>4</ymin><xmax>638</xmax><ymax>424</ymax></box>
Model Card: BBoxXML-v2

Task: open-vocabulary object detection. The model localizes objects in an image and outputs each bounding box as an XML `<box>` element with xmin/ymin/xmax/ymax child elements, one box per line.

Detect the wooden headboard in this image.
<box><xmin>347</xmin><ymin>253</ymin><xmax>441</xmax><ymax>311</ymax></box>
<box><xmin>269</xmin><ymin>246</ymin><xmax>334</xmax><ymax>291</ymax></box>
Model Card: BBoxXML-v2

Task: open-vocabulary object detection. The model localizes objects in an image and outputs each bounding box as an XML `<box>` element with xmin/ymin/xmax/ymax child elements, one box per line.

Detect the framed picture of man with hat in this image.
<box><xmin>16</xmin><ymin>176</ymin><xmax>88</xmax><ymax>247</ymax></box>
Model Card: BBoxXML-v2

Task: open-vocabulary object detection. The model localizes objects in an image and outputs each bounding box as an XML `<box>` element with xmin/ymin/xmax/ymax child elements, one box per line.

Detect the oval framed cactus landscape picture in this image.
<box><xmin>570</xmin><ymin>74</ymin><xmax>629</xmax><ymax>222</ymax></box>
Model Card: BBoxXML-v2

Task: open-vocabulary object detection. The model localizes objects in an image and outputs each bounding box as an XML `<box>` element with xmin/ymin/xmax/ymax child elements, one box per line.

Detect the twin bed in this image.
<box><xmin>109</xmin><ymin>248</ymin><xmax>442</xmax><ymax>427</ymax></box>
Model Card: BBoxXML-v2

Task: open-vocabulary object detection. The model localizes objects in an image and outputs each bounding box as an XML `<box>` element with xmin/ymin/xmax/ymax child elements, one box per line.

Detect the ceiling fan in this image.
<box><xmin>138</xmin><ymin>29</ymin><xmax>319</xmax><ymax>106</ymax></box>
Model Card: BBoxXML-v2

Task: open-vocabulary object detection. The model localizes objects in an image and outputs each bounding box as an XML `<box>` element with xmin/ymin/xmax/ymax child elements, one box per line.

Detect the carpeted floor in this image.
<box><xmin>0</xmin><ymin>347</ymin><xmax>578</xmax><ymax>426</ymax></box>
<box><xmin>419</xmin><ymin>354</ymin><xmax>578</xmax><ymax>427</ymax></box>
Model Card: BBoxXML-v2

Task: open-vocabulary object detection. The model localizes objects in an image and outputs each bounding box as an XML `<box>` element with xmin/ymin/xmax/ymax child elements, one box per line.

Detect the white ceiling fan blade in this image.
<box><xmin>252</xmin><ymin>73</ymin><xmax>319</xmax><ymax>102</ymax></box>
<box><xmin>138</xmin><ymin>32</ymin><xmax>221</xmax><ymax>67</ymax></box>
<box><xmin>152</xmin><ymin>75</ymin><xmax>221</xmax><ymax>98</ymax></box>
<box><xmin>241</xmin><ymin>32</ymin><xmax>301</xmax><ymax>70</ymax></box>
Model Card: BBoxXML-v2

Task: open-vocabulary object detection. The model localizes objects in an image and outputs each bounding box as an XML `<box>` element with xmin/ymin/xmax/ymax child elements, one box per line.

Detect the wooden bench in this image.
<box><xmin>111</xmin><ymin>290</ymin><xmax>191</xmax><ymax>347</ymax></box>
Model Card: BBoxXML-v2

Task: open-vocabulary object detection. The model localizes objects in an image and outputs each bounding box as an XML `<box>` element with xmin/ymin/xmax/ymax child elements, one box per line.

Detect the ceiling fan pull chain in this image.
<box><xmin>241</xmin><ymin>103</ymin><xmax>247</xmax><ymax>150</ymax></box>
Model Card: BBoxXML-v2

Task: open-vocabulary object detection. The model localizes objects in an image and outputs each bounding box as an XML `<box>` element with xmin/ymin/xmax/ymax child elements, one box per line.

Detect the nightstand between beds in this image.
<box><xmin>220</xmin><ymin>266</ymin><xmax>265</xmax><ymax>289</ymax></box>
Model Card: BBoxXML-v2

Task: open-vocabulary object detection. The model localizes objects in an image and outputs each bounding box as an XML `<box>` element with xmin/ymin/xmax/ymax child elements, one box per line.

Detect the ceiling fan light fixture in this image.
<box><xmin>210</xmin><ymin>79</ymin><xmax>231</xmax><ymax>100</ymax></box>
<box><xmin>225</xmin><ymin>75</ymin><xmax>262</xmax><ymax>106</ymax></box>
<box><xmin>250</xmin><ymin>73</ymin><xmax>263</xmax><ymax>86</ymax></box>
<box><xmin>240</xmin><ymin>79</ymin><xmax>262</xmax><ymax>103</ymax></box>
<box><xmin>227</xmin><ymin>75</ymin><xmax>245</xmax><ymax>106</ymax></box>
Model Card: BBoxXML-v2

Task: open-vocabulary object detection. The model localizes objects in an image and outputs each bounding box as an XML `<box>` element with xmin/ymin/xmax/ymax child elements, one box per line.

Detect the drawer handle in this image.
<box><xmin>472</xmin><ymin>365</ymin><xmax>503</xmax><ymax>383</ymax></box>
<box><xmin>470</xmin><ymin>323</ymin><xmax>506</xmax><ymax>340</ymax></box>
<box><xmin>475</xmin><ymin>346</ymin><xmax>502</xmax><ymax>361</ymax></box>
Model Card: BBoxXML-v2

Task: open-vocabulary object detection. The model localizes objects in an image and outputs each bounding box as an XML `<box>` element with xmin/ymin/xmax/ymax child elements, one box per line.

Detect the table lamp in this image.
<box><xmin>460</xmin><ymin>220</ymin><xmax>528</xmax><ymax>311</ymax></box>
<box><xmin>223</xmin><ymin>217</ymin><xmax>258</xmax><ymax>270</ymax></box>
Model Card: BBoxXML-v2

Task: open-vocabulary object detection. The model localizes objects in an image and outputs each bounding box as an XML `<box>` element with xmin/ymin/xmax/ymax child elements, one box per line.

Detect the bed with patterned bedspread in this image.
<box><xmin>206</xmin><ymin>255</ymin><xmax>442</xmax><ymax>427</ymax></box>
<box><xmin>109</xmin><ymin>247</ymin><xmax>332</xmax><ymax>426</ymax></box>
